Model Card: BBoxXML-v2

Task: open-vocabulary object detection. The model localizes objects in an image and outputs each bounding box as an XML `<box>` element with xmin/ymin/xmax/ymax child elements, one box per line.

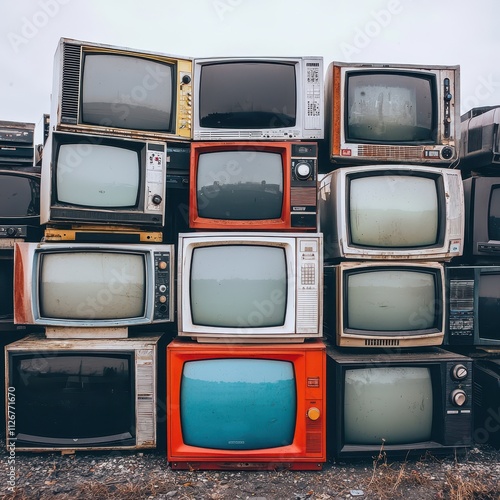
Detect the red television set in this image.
<box><xmin>5</xmin><ymin>333</ymin><xmax>166</xmax><ymax>451</ymax></box>
<box><xmin>326</xmin><ymin>345</ymin><xmax>473</xmax><ymax>459</ymax></box>
<box><xmin>177</xmin><ymin>232</ymin><xmax>323</xmax><ymax>343</ymax></box>
<box><xmin>167</xmin><ymin>338</ymin><xmax>326</xmax><ymax>470</ymax></box>
<box><xmin>324</xmin><ymin>61</ymin><xmax>460</xmax><ymax>169</ymax></box>
<box><xmin>41</xmin><ymin>131</ymin><xmax>167</xmax><ymax>229</ymax></box>
<box><xmin>192</xmin><ymin>56</ymin><xmax>324</xmax><ymax>141</ymax></box>
<box><xmin>189</xmin><ymin>141</ymin><xmax>317</xmax><ymax>231</ymax></box>
<box><xmin>462</xmin><ymin>175</ymin><xmax>500</xmax><ymax>261</ymax></box>
<box><xmin>446</xmin><ymin>265</ymin><xmax>500</xmax><ymax>347</ymax></box>
<box><xmin>319</xmin><ymin>164</ymin><xmax>464</xmax><ymax>261</ymax></box>
<box><xmin>324</xmin><ymin>261</ymin><xmax>446</xmax><ymax>348</ymax></box>
<box><xmin>50</xmin><ymin>38</ymin><xmax>193</xmax><ymax>142</ymax></box>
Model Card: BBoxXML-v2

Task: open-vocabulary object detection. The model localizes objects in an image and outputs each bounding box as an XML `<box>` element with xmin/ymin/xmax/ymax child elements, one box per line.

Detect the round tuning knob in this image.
<box><xmin>306</xmin><ymin>407</ymin><xmax>321</xmax><ymax>421</ymax></box>
<box><xmin>451</xmin><ymin>389</ymin><xmax>467</xmax><ymax>407</ymax></box>
<box><xmin>295</xmin><ymin>162</ymin><xmax>312</xmax><ymax>181</ymax></box>
<box><xmin>152</xmin><ymin>194</ymin><xmax>162</xmax><ymax>205</ymax></box>
<box><xmin>451</xmin><ymin>364</ymin><xmax>468</xmax><ymax>381</ymax></box>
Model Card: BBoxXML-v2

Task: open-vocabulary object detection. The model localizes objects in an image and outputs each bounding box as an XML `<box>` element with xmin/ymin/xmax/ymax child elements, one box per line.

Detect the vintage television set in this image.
<box><xmin>192</xmin><ymin>56</ymin><xmax>324</xmax><ymax>140</ymax></box>
<box><xmin>462</xmin><ymin>175</ymin><xmax>500</xmax><ymax>261</ymax></box>
<box><xmin>460</xmin><ymin>105</ymin><xmax>500</xmax><ymax>173</ymax></box>
<box><xmin>167</xmin><ymin>338</ymin><xmax>326</xmax><ymax>470</ymax></box>
<box><xmin>326</xmin><ymin>344</ymin><xmax>473</xmax><ymax>459</ymax></box>
<box><xmin>50</xmin><ymin>37</ymin><xmax>192</xmax><ymax>141</ymax></box>
<box><xmin>0</xmin><ymin>121</ymin><xmax>35</xmax><ymax>166</ymax></box>
<box><xmin>41</xmin><ymin>131</ymin><xmax>167</xmax><ymax>229</ymax></box>
<box><xmin>445</xmin><ymin>265</ymin><xmax>500</xmax><ymax>347</ymax></box>
<box><xmin>14</xmin><ymin>241</ymin><xmax>174</xmax><ymax>338</ymax></box>
<box><xmin>177</xmin><ymin>232</ymin><xmax>323</xmax><ymax>343</ymax></box>
<box><xmin>324</xmin><ymin>61</ymin><xmax>460</xmax><ymax>169</ymax></box>
<box><xmin>189</xmin><ymin>141</ymin><xmax>317</xmax><ymax>231</ymax></box>
<box><xmin>319</xmin><ymin>165</ymin><xmax>464</xmax><ymax>261</ymax></box>
<box><xmin>5</xmin><ymin>333</ymin><xmax>166</xmax><ymax>451</ymax></box>
<box><xmin>323</xmin><ymin>261</ymin><xmax>446</xmax><ymax>348</ymax></box>
<box><xmin>0</xmin><ymin>249</ymin><xmax>14</xmax><ymax>329</ymax></box>
<box><xmin>0</xmin><ymin>167</ymin><xmax>41</xmax><ymax>240</ymax></box>
<box><xmin>472</xmin><ymin>358</ymin><xmax>500</xmax><ymax>447</ymax></box>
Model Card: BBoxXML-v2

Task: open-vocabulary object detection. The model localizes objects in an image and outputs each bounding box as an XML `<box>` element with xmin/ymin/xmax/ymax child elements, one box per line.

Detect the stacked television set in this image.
<box><xmin>166</xmin><ymin>55</ymin><xmax>327</xmax><ymax>471</ymax></box>
<box><xmin>319</xmin><ymin>60</ymin><xmax>474</xmax><ymax>458</ymax></box>
<box><xmin>450</xmin><ymin>104</ymin><xmax>500</xmax><ymax>447</ymax></box>
<box><xmin>4</xmin><ymin>37</ymin><xmax>188</xmax><ymax>452</ymax></box>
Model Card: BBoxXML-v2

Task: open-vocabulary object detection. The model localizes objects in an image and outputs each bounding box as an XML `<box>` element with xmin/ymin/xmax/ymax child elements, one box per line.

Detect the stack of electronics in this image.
<box><xmin>167</xmin><ymin>55</ymin><xmax>327</xmax><ymax>470</ymax></box>
<box><xmin>448</xmin><ymin>104</ymin><xmax>500</xmax><ymax>448</ymax></box>
<box><xmin>318</xmin><ymin>61</ymin><xmax>476</xmax><ymax>459</ymax></box>
<box><xmin>4</xmin><ymin>36</ymin><xmax>500</xmax><ymax>469</ymax></box>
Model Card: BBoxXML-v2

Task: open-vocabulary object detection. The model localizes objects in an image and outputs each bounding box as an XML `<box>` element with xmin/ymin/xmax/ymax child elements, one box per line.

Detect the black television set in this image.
<box><xmin>326</xmin><ymin>344</ymin><xmax>473</xmax><ymax>459</ymax></box>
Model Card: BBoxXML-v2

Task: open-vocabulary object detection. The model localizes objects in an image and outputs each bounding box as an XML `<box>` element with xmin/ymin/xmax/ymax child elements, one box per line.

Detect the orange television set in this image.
<box><xmin>189</xmin><ymin>141</ymin><xmax>318</xmax><ymax>231</ymax></box>
<box><xmin>167</xmin><ymin>338</ymin><xmax>326</xmax><ymax>470</ymax></box>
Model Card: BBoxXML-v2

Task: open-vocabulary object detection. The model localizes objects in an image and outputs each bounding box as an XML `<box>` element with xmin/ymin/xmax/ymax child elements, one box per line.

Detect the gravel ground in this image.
<box><xmin>1</xmin><ymin>441</ymin><xmax>499</xmax><ymax>499</ymax></box>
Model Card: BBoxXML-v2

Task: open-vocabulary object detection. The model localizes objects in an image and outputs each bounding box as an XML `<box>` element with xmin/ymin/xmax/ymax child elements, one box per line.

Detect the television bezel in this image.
<box><xmin>319</xmin><ymin>164</ymin><xmax>464</xmax><ymax>261</ymax></box>
<box><xmin>192</xmin><ymin>56</ymin><xmax>324</xmax><ymax>141</ymax></box>
<box><xmin>13</xmin><ymin>241</ymin><xmax>175</xmax><ymax>335</ymax></box>
<box><xmin>326</xmin><ymin>344</ymin><xmax>473</xmax><ymax>459</ymax></box>
<box><xmin>324</xmin><ymin>261</ymin><xmax>446</xmax><ymax>348</ymax></box>
<box><xmin>40</xmin><ymin>130</ymin><xmax>167</xmax><ymax>228</ymax></box>
<box><xmin>5</xmin><ymin>333</ymin><xmax>164</xmax><ymax>452</ymax></box>
<box><xmin>50</xmin><ymin>37</ymin><xmax>193</xmax><ymax>142</ymax></box>
<box><xmin>324</xmin><ymin>61</ymin><xmax>460</xmax><ymax>168</ymax></box>
<box><xmin>167</xmin><ymin>338</ymin><xmax>326</xmax><ymax>470</ymax></box>
<box><xmin>189</xmin><ymin>141</ymin><xmax>318</xmax><ymax>231</ymax></box>
<box><xmin>177</xmin><ymin>232</ymin><xmax>323</xmax><ymax>343</ymax></box>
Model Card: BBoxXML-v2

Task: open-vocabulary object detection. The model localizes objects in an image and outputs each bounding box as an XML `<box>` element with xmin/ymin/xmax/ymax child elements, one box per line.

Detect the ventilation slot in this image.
<box><xmin>358</xmin><ymin>145</ymin><xmax>425</xmax><ymax>160</ymax></box>
<box><xmin>364</xmin><ymin>339</ymin><xmax>400</xmax><ymax>347</ymax></box>
<box><xmin>60</xmin><ymin>43</ymin><xmax>82</xmax><ymax>125</ymax></box>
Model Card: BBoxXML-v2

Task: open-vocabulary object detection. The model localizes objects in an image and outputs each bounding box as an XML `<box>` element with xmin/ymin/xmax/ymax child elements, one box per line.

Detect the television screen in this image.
<box><xmin>347</xmin><ymin>72</ymin><xmax>435</xmax><ymax>143</ymax></box>
<box><xmin>326</xmin><ymin>345</ymin><xmax>473</xmax><ymax>459</ymax></box>
<box><xmin>196</xmin><ymin>150</ymin><xmax>283</xmax><ymax>220</ymax></box>
<box><xmin>0</xmin><ymin>172</ymin><xmax>40</xmax><ymax>218</ymax></box>
<box><xmin>178</xmin><ymin>232</ymin><xmax>323</xmax><ymax>342</ymax></box>
<box><xmin>478</xmin><ymin>273</ymin><xmax>500</xmax><ymax>342</ymax></box>
<box><xmin>349</xmin><ymin>174</ymin><xmax>438</xmax><ymax>247</ymax></box>
<box><xmin>12</xmin><ymin>352</ymin><xmax>134</xmax><ymax>445</ymax></box>
<box><xmin>56</xmin><ymin>143</ymin><xmax>140</xmax><ymax>207</ymax></box>
<box><xmin>40</xmin><ymin>251</ymin><xmax>145</xmax><ymax>320</ymax></box>
<box><xmin>81</xmin><ymin>53</ymin><xmax>173</xmax><ymax>132</ymax></box>
<box><xmin>488</xmin><ymin>186</ymin><xmax>500</xmax><ymax>240</ymax></box>
<box><xmin>200</xmin><ymin>62</ymin><xmax>296</xmax><ymax>129</ymax></box>
<box><xmin>346</xmin><ymin>269</ymin><xmax>436</xmax><ymax>331</ymax></box>
<box><xmin>180</xmin><ymin>359</ymin><xmax>295</xmax><ymax>449</ymax></box>
<box><xmin>344</xmin><ymin>367</ymin><xmax>433</xmax><ymax>444</ymax></box>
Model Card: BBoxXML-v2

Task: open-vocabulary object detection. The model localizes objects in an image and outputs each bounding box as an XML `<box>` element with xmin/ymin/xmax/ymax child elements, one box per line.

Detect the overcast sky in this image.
<box><xmin>1</xmin><ymin>0</ymin><xmax>498</xmax><ymax>144</ymax></box>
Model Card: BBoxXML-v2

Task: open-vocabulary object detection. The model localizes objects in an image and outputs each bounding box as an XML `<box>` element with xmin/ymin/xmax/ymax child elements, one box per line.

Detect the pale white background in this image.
<box><xmin>0</xmin><ymin>0</ymin><xmax>498</xmax><ymax>143</ymax></box>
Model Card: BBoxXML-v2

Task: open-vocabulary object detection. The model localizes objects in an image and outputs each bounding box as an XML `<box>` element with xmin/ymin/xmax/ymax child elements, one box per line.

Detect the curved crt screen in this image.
<box><xmin>12</xmin><ymin>353</ymin><xmax>134</xmax><ymax>444</ymax></box>
<box><xmin>0</xmin><ymin>259</ymin><xmax>14</xmax><ymax>318</ymax></box>
<box><xmin>39</xmin><ymin>252</ymin><xmax>145</xmax><ymax>320</ymax></box>
<box><xmin>349</xmin><ymin>175</ymin><xmax>439</xmax><ymax>247</ymax></box>
<box><xmin>199</xmin><ymin>62</ymin><xmax>296</xmax><ymax>129</ymax></box>
<box><xmin>344</xmin><ymin>367</ymin><xmax>433</xmax><ymax>445</ymax></box>
<box><xmin>478</xmin><ymin>274</ymin><xmax>500</xmax><ymax>341</ymax></box>
<box><xmin>196</xmin><ymin>151</ymin><xmax>283</xmax><ymax>220</ymax></box>
<box><xmin>0</xmin><ymin>174</ymin><xmax>39</xmax><ymax>217</ymax></box>
<box><xmin>56</xmin><ymin>144</ymin><xmax>140</xmax><ymax>207</ymax></box>
<box><xmin>81</xmin><ymin>54</ymin><xmax>173</xmax><ymax>132</ymax></box>
<box><xmin>190</xmin><ymin>245</ymin><xmax>287</xmax><ymax>328</ymax></box>
<box><xmin>347</xmin><ymin>270</ymin><xmax>436</xmax><ymax>331</ymax></box>
<box><xmin>180</xmin><ymin>359</ymin><xmax>296</xmax><ymax>449</ymax></box>
<box><xmin>347</xmin><ymin>73</ymin><xmax>434</xmax><ymax>143</ymax></box>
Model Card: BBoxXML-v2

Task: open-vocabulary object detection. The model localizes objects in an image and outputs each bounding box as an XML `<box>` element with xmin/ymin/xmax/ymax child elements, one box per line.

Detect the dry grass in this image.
<box><xmin>443</xmin><ymin>469</ymin><xmax>500</xmax><ymax>500</ymax></box>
